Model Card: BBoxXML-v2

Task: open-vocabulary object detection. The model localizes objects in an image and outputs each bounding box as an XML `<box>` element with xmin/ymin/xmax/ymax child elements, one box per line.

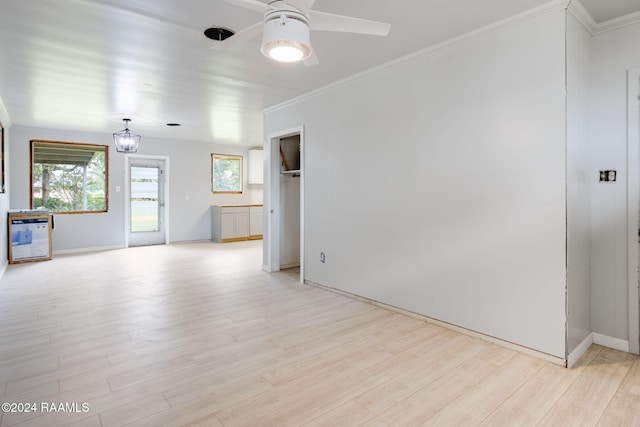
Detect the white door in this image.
<box><xmin>128</xmin><ymin>158</ymin><xmax>166</xmax><ymax>247</ymax></box>
<box><xmin>267</xmin><ymin>126</ymin><xmax>305</xmax><ymax>282</ymax></box>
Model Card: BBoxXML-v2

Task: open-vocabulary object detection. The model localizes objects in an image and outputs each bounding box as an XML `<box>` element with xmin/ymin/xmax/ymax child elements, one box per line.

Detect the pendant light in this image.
<box><xmin>112</xmin><ymin>118</ymin><xmax>141</xmax><ymax>153</ymax></box>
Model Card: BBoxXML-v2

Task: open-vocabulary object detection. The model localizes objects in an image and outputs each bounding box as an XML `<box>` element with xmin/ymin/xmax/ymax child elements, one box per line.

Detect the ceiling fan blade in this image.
<box><xmin>309</xmin><ymin>11</ymin><xmax>391</xmax><ymax>36</ymax></box>
<box><xmin>211</xmin><ymin>22</ymin><xmax>262</xmax><ymax>50</ymax></box>
<box><xmin>224</xmin><ymin>0</ymin><xmax>273</xmax><ymax>13</ymax></box>
<box><xmin>303</xmin><ymin>49</ymin><xmax>319</xmax><ymax>67</ymax></box>
<box><xmin>288</xmin><ymin>0</ymin><xmax>316</xmax><ymax>10</ymax></box>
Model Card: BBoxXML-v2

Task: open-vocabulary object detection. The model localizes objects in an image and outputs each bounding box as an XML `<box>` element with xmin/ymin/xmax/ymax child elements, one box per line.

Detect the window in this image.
<box><xmin>211</xmin><ymin>154</ymin><xmax>242</xmax><ymax>193</ymax></box>
<box><xmin>30</xmin><ymin>140</ymin><xmax>108</xmax><ymax>213</ymax></box>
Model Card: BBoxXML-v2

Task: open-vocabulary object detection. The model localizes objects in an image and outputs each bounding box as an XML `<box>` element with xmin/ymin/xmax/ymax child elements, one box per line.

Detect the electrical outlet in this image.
<box><xmin>320</xmin><ymin>252</ymin><xmax>326</xmax><ymax>264</ymax></box>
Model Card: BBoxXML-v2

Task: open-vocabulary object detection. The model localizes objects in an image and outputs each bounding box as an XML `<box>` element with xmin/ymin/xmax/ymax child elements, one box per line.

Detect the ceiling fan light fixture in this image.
<box><xmin>263</xmin><ymin>42</ymin><xmax>308</xmax><ymax>62</ymax></box>
<box><xmin>261</xmin><ymin>15</ymin><xmax>311</xmax><ymax>63</ymax></box>
<box><xmin>112</xmin><ymin>118</ymin><xmax>141</xmax><ymax>153</ymax></box>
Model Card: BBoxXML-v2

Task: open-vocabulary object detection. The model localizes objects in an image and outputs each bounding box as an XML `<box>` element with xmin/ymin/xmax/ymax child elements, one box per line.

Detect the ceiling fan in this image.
<box><xmin>215</xmin><ymin>0</ymin><xmax>391</xmax><ymax>66</ymax></box>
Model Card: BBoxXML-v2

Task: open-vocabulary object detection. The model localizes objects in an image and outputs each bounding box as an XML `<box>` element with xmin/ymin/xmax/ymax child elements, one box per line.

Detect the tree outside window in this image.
<box><xmin>211</xmin><ymin>154</ymin><xmax>243</xmax><ymax>193</ymax></box>
<box><xmin>30</xmin><ymin>140</ymin><xmax>108</xmax><ymax>213</ymax></box>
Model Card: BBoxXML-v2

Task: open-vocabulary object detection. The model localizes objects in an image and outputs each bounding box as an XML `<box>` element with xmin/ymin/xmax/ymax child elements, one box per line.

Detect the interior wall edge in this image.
<box><xmin>567</xmin><ymin>333</ymin><xmax>594</xmax><ymax>368</ymax></box>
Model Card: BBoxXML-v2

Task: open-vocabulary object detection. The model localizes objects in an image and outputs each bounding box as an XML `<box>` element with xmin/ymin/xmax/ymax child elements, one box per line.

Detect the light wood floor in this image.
<box><xmin>0</xmin><ymin>240</ymin><xmax>639</xmax><ymax>426</ymax></box>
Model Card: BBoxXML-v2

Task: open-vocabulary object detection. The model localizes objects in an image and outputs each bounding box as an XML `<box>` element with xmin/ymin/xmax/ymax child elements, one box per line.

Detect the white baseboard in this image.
<box><xmin>53</xmin><ymin>245</ymin><xmax>125</xmax><ymax>256</ymax></box>
<box><xmin>279</xmin><ymin>263</ymin><xmax>300</xmax><ymax>270</ymax></box>
<box><xmin>170</xmin><ymin>239</ymin><xmax>212</xmax><ymax>244</ymax></box>
<box><xmin>568</xmin><ymin>334</ymin><xmax>594</xmax><ymax>368</ymax></box>
<box><xmin>593</xmin><ymin>333</ymin><xmax>630</xmax><ymax>353</ymax></box>
<box><xmin>304</xmin><ymin>280</ymin><xmax>566</xmax><ymax>367</ymax></box>
<box><xmin>0</xmin><ymin>260</ymin><xmax>8</xmax><ymax>280</ymax></box>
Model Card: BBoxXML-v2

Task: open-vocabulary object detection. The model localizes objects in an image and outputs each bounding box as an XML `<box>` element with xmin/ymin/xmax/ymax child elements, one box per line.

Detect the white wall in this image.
<box><xmin>566</xmin><ymin>11</ymin><xmax>593</xmax><ymax>355</ymax></box>
<box><xmin>265</xmin><ymin>8</ymin><xmax>568</xmax><ymax>357</ymax></box>
<box><xmin>9</xmin><ymin>126</ymin><xmax>262</xmax><ymax>252</ymax></box>
<box><xmin>590</xmin><ymin>21</ymin><xmax>640</xmax><ymax>343</ymax></box>
<box><xmin>0</xmin><ymin>99</ymin><xmax>11</xmax><ymax>270</ymax></box>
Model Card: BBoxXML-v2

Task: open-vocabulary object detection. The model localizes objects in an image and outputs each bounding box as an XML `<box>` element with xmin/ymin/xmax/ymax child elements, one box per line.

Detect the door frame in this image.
<box><xmin>627</xmin><ymin>67</ymin><xmax>640</xmax><ymax>355</ymax></box>
<box><xmin>124</xmin><ymin>154</ymin><xmax>170</xmax><ymax>248</ymax></box>
<box><xmin>265</xmin><ymin>125</ymin><xmax>305</xmax><ymax>283</ymax></box>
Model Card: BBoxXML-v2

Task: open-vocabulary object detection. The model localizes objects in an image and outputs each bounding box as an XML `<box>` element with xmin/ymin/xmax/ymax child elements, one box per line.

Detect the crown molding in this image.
<box><xmin>265</xmin><ymin>0</ymin><xmax>570</xmax><ymax>115</ymax></box>
<box><xmin>567</xmin><ymin>0</ymin><xmax>597</xmax><ymax>33</ymax></box>
<box><xmin>594</xmin><ymin>10</ymin><xmax>640</xmax><ymax>35</ymax></box>
<box><xmin>567</xmin><ymin>0</ymin><xmax>640</xmax><ymax>36</ymax></box>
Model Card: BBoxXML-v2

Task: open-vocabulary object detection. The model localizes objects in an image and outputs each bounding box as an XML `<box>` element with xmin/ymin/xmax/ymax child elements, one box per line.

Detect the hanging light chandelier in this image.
<box><xmin>112</xmin><ymin>118</ymin><xmax>141</xmax><ymax>153</ymax></box>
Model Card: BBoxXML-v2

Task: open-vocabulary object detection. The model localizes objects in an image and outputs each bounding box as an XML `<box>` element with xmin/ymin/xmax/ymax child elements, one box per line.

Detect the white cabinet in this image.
<box><xmin>211</xmin><ymin>205</ymin><xmax>263</xmax><ymax>243</ymax></box>
<box><xmin>248</xmin><ymin>149</ymin><xmax>263</xmax><ymax>185</ymax></box>
<box><xmin>249</xmin><ymin>205</ymin><xmax>263</xmax><ymax>239</ymax></box>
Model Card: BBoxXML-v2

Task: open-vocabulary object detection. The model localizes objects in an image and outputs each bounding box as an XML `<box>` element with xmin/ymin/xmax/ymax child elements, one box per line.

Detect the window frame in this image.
<box><xmin>30</xmin><ymin>139</ymin><xmax>109</xmax><ymax>214</ymax></box>
<box><xmin>211</xmin><ymin>153</ymin><xmax>243</xmax><ymax>194</ymax></box>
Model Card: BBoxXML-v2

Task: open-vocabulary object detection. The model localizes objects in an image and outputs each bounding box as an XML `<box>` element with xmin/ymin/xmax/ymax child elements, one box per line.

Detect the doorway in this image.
<box><xmin>266</xmin><ymin>126</ymin><xmax>304</xmax><ymax>282</ymax></box>
<box><xmin>126</xmin><ymin>156</ymin><xmax>169</xmax><ymax>247</ymax></box>
<box><xmin>628</xmin><ymin>68</ymin><xmax>640</xmax><ymax>354</ymax></box>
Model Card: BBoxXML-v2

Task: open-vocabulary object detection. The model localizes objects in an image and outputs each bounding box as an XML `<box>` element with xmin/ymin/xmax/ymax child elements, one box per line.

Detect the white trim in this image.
<box><xmin>305</xmin><ymin>280</ymin><xmax>566</xmax><ymax>366</ymax></box>
<box><xmin>0</xmin><ymin>260</ymin><xmax>8</xmax><ymax>280</ymax></box>
<box><xmin>594</xmin><ymin>10</ymin><xmax>640</xmax><ymax>36</ymax></box>
<box><xmin>125</xmin><ymin>154</ymin><xmax>171</xmax><ymax>247</ymax></box>
<box><xmin>299</xmin><ymin>127</ymin><xmax>305</xmax><ymax>284</ymax></box>
<box><xmin>124</xmin><ymin>155</ymin><xmax>130</xmax><ymax>247</ymax></box>
<box><xmin>264</xmin><ymin>0</ymin><xmax>569</xmax><ymax>115</ymax></box>
<box><xmin>280</xmin><ymin>262</ymin><xmax>300</xmax><ymax>270</ymax></box>
<box><xmin>593</xmin><ymin>333</ymin><xmax>631</xmax><ymax>353</ymax></box>
<box><xmin>567</xmin><ymin>333</ymin><xmax>594</xmax><ymax>368</ymax></box>
<box><xmin>264</xmin><ymin>134</ymin><xmax>276</xmax><ymax>273</ymax></box>
<box><xmin>628</xmin><ymin>68</ymin><xmax>640</xmax><ymax>355</ymax></box>
<box><xmin>566</xmin><ymin>1</ymin><xmax>640</xmax><ymax>36</ymax></box>
<box><xmin>566</xmin><ymin>333</ymin><xmax>631</xmax><ymax>366</ymax></box>
<box><xmin>54</xmin><ymin>245</ymin><xmax>125</xmax><ymax>255</ymax></box>
<box><xmin>567</xmin><ymin>0</ymin><xmax>597</xmax><ymax>34</ymax></box>
<box><xmin>265</xmin><ymin>126</ymin><xmax>305</xmax><ymax>283</ymax></box>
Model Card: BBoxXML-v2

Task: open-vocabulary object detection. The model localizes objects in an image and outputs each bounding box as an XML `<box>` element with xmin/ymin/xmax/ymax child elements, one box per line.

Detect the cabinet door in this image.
<box><xmin>220</xmin><ymin>214</ymin><xmax>237</xmax><ymax>239</ymax></box>
<box><xmin>248</xmin><ymin>149</ymin><xmax>263</xmax><ymax>184</ymax></box>
<box><xmin>234</xmin><ymin>213</ymin><xmax>250</xmax><ymax>238</ymax></box>
<box><xmin>250</xmin><ymin>206</ymin><xmax>263</xmax><ymax>237</ymax></box>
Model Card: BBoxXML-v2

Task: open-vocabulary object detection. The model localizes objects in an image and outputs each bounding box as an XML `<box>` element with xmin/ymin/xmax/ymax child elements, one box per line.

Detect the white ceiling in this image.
<box><xmin>579</xmin><ymin>0</ymin><xmax>640</xmax><ymax>23</ymax></box>
<box><xmin>0</xmin><ymin>0</ymin><xmax>638</xmax><ymax>146</ymax></box>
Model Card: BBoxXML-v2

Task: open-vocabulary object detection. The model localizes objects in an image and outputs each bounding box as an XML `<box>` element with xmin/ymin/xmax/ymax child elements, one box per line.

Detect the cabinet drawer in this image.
<box><xmin>221</xmin><ymin>206</ymin><xmax>250</xmax><ymax>214</ymax></box>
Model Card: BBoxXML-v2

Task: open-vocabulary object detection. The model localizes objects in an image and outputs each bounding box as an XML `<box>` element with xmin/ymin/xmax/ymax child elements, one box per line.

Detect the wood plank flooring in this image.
<box><xmin>0</xmin><ymin>240</ymin><xmax>638</xmax><ymax>426</ymax></box>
